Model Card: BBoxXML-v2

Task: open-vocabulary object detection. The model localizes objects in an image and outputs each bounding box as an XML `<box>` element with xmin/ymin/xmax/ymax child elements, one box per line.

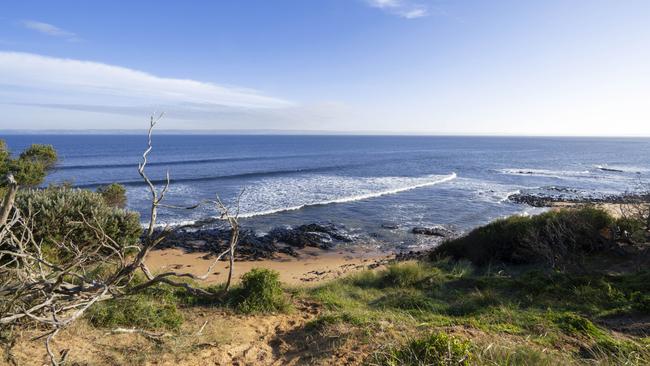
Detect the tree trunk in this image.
<box><xmin>0</xmin><ymin>174</ymin><xmax>17</xmax><ymax>227</ymax></box>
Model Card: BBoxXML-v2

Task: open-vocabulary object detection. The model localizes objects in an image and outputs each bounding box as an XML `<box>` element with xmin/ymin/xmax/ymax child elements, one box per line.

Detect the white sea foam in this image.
<box><xmin>142</xmin><ymin>173</ymin><xmax>457</xmax><ymax>227</ymax></box>
<box><xmin>594</xmin><ymin>164</ymin><xmax>648</xmax><ymax>174</ymax></box>
<box><xmin>237</xmin><ymin>172</ymin><xmax>457</xmax><ymax>218</ymax></box>
<box><xmin>498</xmin><ymin>168</ymin><xmax>592</xmax><ymax>179</ymax></box>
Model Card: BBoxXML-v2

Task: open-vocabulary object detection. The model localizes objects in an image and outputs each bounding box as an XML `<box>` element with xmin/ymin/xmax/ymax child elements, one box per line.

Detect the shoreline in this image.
<box><xmin>146</xmin><ymin>246</ymin><xmax>395</xmax><ymax>286</ymax></box>
<box><xmin>145</xmin><ymin>196</ymin><xmax>645</xmax><ymax>286</ymax></box>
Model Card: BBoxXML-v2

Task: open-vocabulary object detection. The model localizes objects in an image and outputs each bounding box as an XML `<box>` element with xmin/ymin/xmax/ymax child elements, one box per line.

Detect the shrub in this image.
<box><xmin>556</xmin><ymin>313</ymin><xmax>602</xmax><ymax>338</ymax></box>
<box><xmin>373</xmin><ymin>332</ymin><xmax>472</xmax><ymax>366</ymax></box>
<box><xmin>433</xmin><ymin>208</ymin><xmax>614</xmax><ymax>267</ymax></box>
<box><xmin>630</xmin><ymin>292</ymin><xmax>650</xmax><ymax>313</ymax></box>
<box><xmin>87</xmin><ymin>292</ymin><xmax>183</xmax><ymax>331</ymax></box>
<box><xmin>14</xmin><ymin>187</ymin><xmax>141</xmax><ymax>261</ymax></box>
<box><xmin>1</xmin><ymin>141</ymin><xmax>58</xmax><ymax>188</ymax></box>
<box><xmin>233</xmin><ymin>268</ymin><xmax>290</xmax><ymax>314</ymax></box>
<box><xmin>97</xmin><ymin>183</ymin><xmax>127</xmax><ymax>208</ymax></box>
<box><xmin>616</xmin><ymin>216</ymin><xmax>649</xmax><ymax>243</ymax></box>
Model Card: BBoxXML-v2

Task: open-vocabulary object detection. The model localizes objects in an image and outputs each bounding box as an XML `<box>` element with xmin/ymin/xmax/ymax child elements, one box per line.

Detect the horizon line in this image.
<box><xmin>1</xmin><ymin>128</ymin><xmax>650</xmax><ymax>138</ymax></box>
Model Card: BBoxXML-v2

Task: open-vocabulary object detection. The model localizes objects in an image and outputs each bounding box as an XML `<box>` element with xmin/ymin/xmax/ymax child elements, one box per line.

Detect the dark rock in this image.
<box><xmin>509</xmin><ymin>191</ymin><xmax>650</xmax><ymax>208</ymax></box>
<box><xmin>265</xmin><ymin>223</ymin><xmax>351</xmax><ymax>250</ymax></box>
<box><xmin>381</xmin><ymin>223</ymin><xmax>399</xmax><ymax>229</ymax></box>
<box><xmin>155</xmin><ymin>222</ymin><xmax>371</xmax><ymax>258</ymax></box>
<box><xmin>412</xmin><ymin>225</ymin><xmax>454</xmax><ymax>237</ymax></box>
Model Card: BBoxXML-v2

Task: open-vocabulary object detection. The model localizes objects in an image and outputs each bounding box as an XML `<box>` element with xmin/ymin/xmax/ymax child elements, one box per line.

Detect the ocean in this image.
<box><xmin>4</xmin><ymin>134</ymin><xmax>650</xmax><ymax>250</ymax></box>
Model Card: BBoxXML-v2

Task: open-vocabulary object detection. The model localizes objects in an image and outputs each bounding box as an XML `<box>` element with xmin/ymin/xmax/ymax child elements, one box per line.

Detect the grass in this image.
<box><xmin>86</xmin><ymin>288</ymin><xmax>183</xmax><ymax>331</ymax></box>
<box><xmin>306</xmin><ymin>260</ymin><xmax>650</xmax><ymax>365</ymax></box>
<box><xmin>76</xmin><ymin>207</ymin><xmax>649</xmax><ymax>364</ymax></box>
<box><xmin>370</xmin><ymin>332</ymin><xmax>472</xmax><ymax>366</ymax></box>
<box><xmin>85</xmin><ymin>268</ymin><xmax>291</xmax><ymax>331</ymax></box>
<box><xmin>230</xmin><ymin>268</ymin><xmax>292</xmax><ymax>314</ymax></box>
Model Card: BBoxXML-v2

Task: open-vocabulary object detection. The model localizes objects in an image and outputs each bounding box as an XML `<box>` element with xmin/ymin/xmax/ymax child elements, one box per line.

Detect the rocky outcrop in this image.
<box><xmin>509</xmin><ymin>191</ymin><xmax>650</xmax><ymax>208</ymax></box>
<box><xmin>411</xmin><ymin>225</ymin><xmax>455</xmax><ymax>237</ymax></box>
<box><xmin>156</xmin><ymin>223</ymin><xmax>353</xmax><ymax>258</ymax></box>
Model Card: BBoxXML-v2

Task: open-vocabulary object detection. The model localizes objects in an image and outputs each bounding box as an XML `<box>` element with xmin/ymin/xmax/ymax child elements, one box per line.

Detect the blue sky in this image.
<box><xmin>1</xmin><ymin>0</ymin><xmax>649</xmax><ymax>135</ymax></box>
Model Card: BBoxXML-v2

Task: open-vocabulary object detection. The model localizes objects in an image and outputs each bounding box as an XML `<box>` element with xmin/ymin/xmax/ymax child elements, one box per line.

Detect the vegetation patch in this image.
<box><xmin>231</xmin><ymin>268</ymin><xmax>291</xmax><ymax>314</ymax></box>
<box><xmin>432</xmin><ymin>207</ymin><xmax>615</xmax><ymax>267</ymax></box>
<box><xmin>86</xmin><ymin>289</ymin><xmax>183</xmax><ymax>331</ymax></box>
<box><xmin>14</xmin><ymin>187</ymin><xmax>141</xmax><ymax>262</ymax></box>
<box><xmin>97</xmin><ymin>182</ymin><xmax>128</xmax><ymax>208</ymax></box>
<box><xmin>371</xmin><ymin>332</ymin><xmax>472</xmax><ymax>366</ymax></box>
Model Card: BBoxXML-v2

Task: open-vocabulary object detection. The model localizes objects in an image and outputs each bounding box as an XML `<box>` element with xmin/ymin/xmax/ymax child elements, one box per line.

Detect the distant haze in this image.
<box><xmin>1</xmin><ymin>1</ymin><xmax>649</xmax><ymax>136</ymax></box>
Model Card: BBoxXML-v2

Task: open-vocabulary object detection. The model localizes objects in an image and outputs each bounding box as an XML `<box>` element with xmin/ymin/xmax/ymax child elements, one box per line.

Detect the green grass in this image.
<box><xmin>86</xmin><ymin>288</ymin><xmax>183</xmax><ymax>331</ymax></box>
<box><xmin>370</xmin><ymin>332</ymin><xmax>472</xmax><ymax>366</ymax></box>
<box><xmin>306</xmin><ymin>260</ymin><xmax>650</xmax><ymax>365</ymax></box>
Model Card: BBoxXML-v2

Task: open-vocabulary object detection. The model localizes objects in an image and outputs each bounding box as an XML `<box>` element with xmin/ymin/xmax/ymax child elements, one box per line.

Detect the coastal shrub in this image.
<box><xmin>233</xmin><ymin>268</ymin><xmax>290</xmax><ymax>314</ymax></box>
<box><xmin>373</xmin><ymin>332</ymin><xmax>472</xmax><ymax>366</ymax></box>
<box><xmin>87</xmin><ymin>292</ymin><xmax>183</xmax><ymax>331</ymax></box>
<box><xmin>556</xmin><ymin>313</ymin><xmax>602</xmax><ymax>338</ymax></box>
<box><xmin>630</xmin><ymin>292</ymin><xmax>650</xmax><ymax>313</ymax></box>
<box><xmin>97</xmin><ymin>182</ymin><xmax>127</xmax><ymax>208</ymax></box>
<box><xmin>0</xmin><ymin>140</ymin><xmax>58</xmax><ymax>188</ymax></box>
<box><xmin>14</xmin><ymin>187</ymin><xmax>141</xmax><ymax>261</ymax></box>
<box><xmin>432</xmin><ymin>208</ymin><xmax>614</xmax><ymax>267</ymax></box>
<box><xmin>616</xmin><ymin>216</ymin><xmax>649</xmax><ymax>243</ymax></box>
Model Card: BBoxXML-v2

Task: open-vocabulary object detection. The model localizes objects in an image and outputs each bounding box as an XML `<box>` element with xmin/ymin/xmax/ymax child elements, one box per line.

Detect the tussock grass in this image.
<box><xmin>230</xmin><ymin>268</ymin><xmax>292</xmax><ymax>314</ymax></box>
<box><xmin>370</xmin><ymin>332</ymin><xmax>472</xmax><ymax>366</ymax></box>
<box><xmin>306</xmin><ymin>259</ymin><xmax>650</xmax><ymax>365</ymax></box>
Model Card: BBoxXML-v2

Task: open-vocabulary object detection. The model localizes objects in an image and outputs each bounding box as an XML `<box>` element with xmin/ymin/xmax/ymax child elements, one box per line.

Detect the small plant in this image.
<box><xmin>556</xmin><ymin>313</ymin><xmax>602</xmax><ymax>338</ymax></box>
<box><xmin>97</xmin><ymin>182</ymin><xmax>128</xmax><ymax>208</ymax></box>
<box><xmin>630</xmin><ymin>291</ymin><xmax>650</xmax><ymax>313</ymax></box>
<box><xmin>87</xmin><ymin>293</ymin><xmax>183</xmax><ymax>331</ymax></box>
<box><xmin>373</xmin><ymin>332</ymin><xmax>472</xmax><ymax>366</ymax></box>
<box><xmin>234</xmin><ymin>268</ymin><xmax>290</xmax><ymax>314</ymax></box>
<box><xmin>381</xmin><ymin>263</ymin><xmax>428</xmax><ymax>288</ymax></box>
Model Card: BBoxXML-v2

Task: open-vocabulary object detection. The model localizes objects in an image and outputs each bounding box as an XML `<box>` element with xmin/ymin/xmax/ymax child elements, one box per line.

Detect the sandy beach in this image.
<box><xmin>145</xmin><ymin>246</ymin><xmax>395</xmax><ymax>286</ymax></box>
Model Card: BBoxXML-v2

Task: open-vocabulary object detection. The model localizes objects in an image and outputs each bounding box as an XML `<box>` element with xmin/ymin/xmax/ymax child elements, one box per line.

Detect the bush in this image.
<box><xmin>556</xmin><ymin>313</ymin><xmax>602</xmax><ymax>338</ymax></box>
<box><xmin>87</xmin><ymin>292</ymin><xmax>183</xmax><ymax>331</ymax></box>
<box><xmin>97</xmin><ymin>183</ymin><xmax>127</xmax><ymax>208</ymax></box>
<box><xmin>1</xmin><ymin>141</ymin><xmax>58</xmax><ymax>188</ymax></box>
<box><xmin>373</xmin><ymin>332</ymin><xmax>472</xmax><ymax>366</ymax></box>
<box><xmin>630</xmin><ymin>292</ymin><xmax>650</xmax><ymax>313</ymax></box>
<box><xmin>433</xmin><ymin>208</ymin><xmax>614</xmax><ymax>267</ymax></box>
<box><xmin>233</xmin><ymin>268</ymin><xmax>290</xmax><ymax>314</ymax></box>
<box><xmin>14</xmin><ymin>187</ymin><xmax>141</xmax><ymax>261</ymax></box>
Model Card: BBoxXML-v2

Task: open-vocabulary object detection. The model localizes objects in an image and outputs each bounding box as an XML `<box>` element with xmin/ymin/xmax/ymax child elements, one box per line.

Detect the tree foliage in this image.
<box><xmin>97</xmin><ymin>183</ymin><xmax>128</xmax><ymax>208</ymax></box>
<box><xmin>0</xmin><ymin>139</ymin><xmax>58</xmax><ymax>187</ymax></box>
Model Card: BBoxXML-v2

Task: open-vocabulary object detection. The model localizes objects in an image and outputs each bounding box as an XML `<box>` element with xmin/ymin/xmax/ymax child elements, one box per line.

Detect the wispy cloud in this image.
<box><xmin>365</xmin><ymin>0</ymin><xmax>429</xmax><ymax>19</ymax></box>
<box><xmin>21</xmin><ymin>20</ymin><xmax>79</xmax><ymax>41</ymax></box>
<box><xmin>0</xmin><ymin>51</ymin><xmax>294</xmax><ymax>115</ymax></box>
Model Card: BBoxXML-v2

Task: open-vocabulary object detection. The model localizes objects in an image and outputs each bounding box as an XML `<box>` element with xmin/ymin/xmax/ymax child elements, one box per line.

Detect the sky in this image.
<box><xmin>0</xmin><ymin>0</ymin><xmax>649</xmax><ymax>135</ymax></box>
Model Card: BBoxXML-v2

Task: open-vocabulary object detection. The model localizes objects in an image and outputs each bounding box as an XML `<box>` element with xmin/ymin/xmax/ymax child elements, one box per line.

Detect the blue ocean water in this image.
<box><xmin>4</xmin><ymin>135</ymin><xmax>650</xmax><ymax>249</ymax></box>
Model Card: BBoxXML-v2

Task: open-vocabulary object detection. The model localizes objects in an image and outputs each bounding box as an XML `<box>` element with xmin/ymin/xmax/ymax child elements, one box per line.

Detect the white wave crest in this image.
<box><xmin>238</xmin><ymin>172</ymin><xmax>457</xmax><ymax>218</ymax></box>
<box><xmin>498</xmin><ymin>168</ymin><xmax>592</xmax><ymax>179</ymax></box>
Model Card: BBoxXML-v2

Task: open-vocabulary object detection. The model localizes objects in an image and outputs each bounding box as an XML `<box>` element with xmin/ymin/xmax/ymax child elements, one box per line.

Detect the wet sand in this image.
<box><xmin>145</xmin><ymin>246</ymin><xmax>394</xmax><ymax>286</ymax></box>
